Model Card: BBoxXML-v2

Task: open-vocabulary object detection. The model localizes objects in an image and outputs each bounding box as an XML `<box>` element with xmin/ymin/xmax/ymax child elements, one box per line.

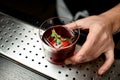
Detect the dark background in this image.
<box><xmin>0</xmin><ymin>0</ymin><xmax>57</xmax><ymax>26</ymax></box>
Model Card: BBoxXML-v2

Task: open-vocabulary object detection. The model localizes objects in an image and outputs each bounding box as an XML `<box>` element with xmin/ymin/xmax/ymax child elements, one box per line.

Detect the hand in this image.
<box><xmin>65</xmin><ymin>15</ymin><xmax>115</xmax><ymax>75</ymax></box>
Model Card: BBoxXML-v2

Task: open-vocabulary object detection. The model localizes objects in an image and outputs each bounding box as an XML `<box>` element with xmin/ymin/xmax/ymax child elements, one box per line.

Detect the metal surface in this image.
<box><xmin>0</xmin><ymin>12</ymin><xmax>120</xmax><ymax>80</ymax></box>
<box><xmin>0</xmin><ymin>56</ymin><xmax>48</xmax><ymax>80</ymax></box>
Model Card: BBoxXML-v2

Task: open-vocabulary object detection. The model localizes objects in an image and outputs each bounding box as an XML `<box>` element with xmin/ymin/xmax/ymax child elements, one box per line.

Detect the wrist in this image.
<box><xmin>99</xmin><ymin>3</ymin><xmax>120</xmax><ymax>33</ymax></box>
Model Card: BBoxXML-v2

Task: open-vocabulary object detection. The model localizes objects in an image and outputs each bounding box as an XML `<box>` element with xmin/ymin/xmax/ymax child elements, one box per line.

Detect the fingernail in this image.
<box><xmin>99</xmin><ymin>70</ymin><xmax>104</xmax><ymax>75</ymax></box>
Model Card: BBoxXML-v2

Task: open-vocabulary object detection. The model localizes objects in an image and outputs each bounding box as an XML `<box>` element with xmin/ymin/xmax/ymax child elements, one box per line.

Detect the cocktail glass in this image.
<box><xmin>39</xmin><ymin>17</ymin><xmax>80</xmax><ymax>65</ymax></box>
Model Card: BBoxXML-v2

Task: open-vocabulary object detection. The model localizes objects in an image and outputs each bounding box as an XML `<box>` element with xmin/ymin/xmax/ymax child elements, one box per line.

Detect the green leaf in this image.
<box><xmin>51</xmin><ymin>29</ymin><xmax>56</xmax><ymax>37</ymax></box>
<box><xmin>51</xmin><ymin>28</ymin><xmax>61</xmax><ymax>45</ymax></box>
<box><xmin>56</xmin><ymin>38</ymin><xmax>61</xmax><ymax>45</ymax></box>
<box><xmin>50</xmin><ymin>28</ymin><xmax>75</xmax><ymax>46</ymax></box>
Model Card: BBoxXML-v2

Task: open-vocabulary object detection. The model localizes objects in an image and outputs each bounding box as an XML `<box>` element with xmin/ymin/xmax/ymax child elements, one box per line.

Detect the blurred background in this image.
<box><xmin>0</xmin><ymin>0</ymin><xmax>57</xmax><ymax>26</ymax></box>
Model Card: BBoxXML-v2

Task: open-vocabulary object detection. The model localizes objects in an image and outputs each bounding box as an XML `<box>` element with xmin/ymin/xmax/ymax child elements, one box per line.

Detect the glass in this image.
<box><xmin>39</xmin><ymin>17</ymin><xmax>80</xmax><ymax>65</ymax></box>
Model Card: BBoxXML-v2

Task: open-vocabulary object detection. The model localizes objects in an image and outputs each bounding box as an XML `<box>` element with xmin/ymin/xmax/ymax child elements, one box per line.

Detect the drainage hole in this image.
<box><xmin>96</xmin><ymin>65</ymin><xmax>99</xmax><ymax>68</ymax></box>
<box><xmin>45</xmin><ymin>65</ymin><xmax>48</xmax><ymax>68</ymax></box>
<box><xmin>62</xmin><ymin>65</ymin><xmax>65</xmax><ymax>68</ymax></box>
<box><xmin>25</xmin><ymin>56</ymin><xmax>28</xmax><ymax>58</ymax></box>
<box><xmin>118</xmin><ymin>73</ymin><xmax>120</xmax><ymax>77</ymax></box>
<box><xmin>15</xmin><ymin>38</ymin><xmax>18</xmax><ymax>40</ymax></box>
<box><xmin>13</xmin><ymin>30</ymin><xmax>17</xmax><ymax>33</ymax></box>
<box><xmin>23</xmin><ymin>48</ymin><xmax>26</xmax><ymax>50</ymax></box>
<box><xmin>25</xmin><ymin>35</ymin><xmax>28</xmax><ymax>37</ymax></box>
<box><xmin>19</xmin><ymin>33</ymin><xmax>22</xmax><ymax>35</ymax></box>
<box><xmin>112</xmin><ymin>64</ymin><xmax>115</xmax><ymax>67</ymax></box>
<box><xmin>65</xmin><ymin>74</ymin><xmax>69</xmax><ymax>77</ymax></box>
<box><xmin>21</xmin><ymin>40</ymin><xmax>24</xmax><ymax>42</ymax></box>
<box><xmin>34</xmin><ymin>33</ymin><xmax>37</xmax><ymax>35</ymax></box>
<box><xmin>13</xmin><ymin>51</ymin><xmax>16</xmax><ymax>53</ymax></box>
<box><xmin>5</xmin><ymin>39</ymin><xmax>9</xmax><ymax>42</ymax></box>
<box><xmin>91</xmin><ymin>77</ymin><xmax>94</xmax><ymax>80</ymax></box>
<box><xmin>32</xmin><ymin>59</ymin><xmax>34</xmax><ymax>61</ymax></box>
<box><xmin>86</xmin><ymin>68</ymin><xmax>89</xmax><ymax>71</ymax></box>
<box><xmin>23</xmin><ymin>28</ymin><xmax>25</xmax><ymax>31</ymax></box>
<box><xmin>0</xmin><ymin>37</ymin><xmax>3</xmax><ymax>40</ymax></box>
<box><xmin>7</xmin><ymin>48</ymin><xmax>10</xmax><ymax>50</ymax></box>
<box><xmin>38</xmin><ymin>62</ymin><xmax>41</xmax><ymax>64</ymax></box>
<box><xmin>30</xmin><ymin>38</ymin><xmax>33</xmax><ymax>40</ymax></box>
<box><xmin>33</xmin><ymin>45</ymin><xmax>36</xmax><ymax>48</ymax></box>
<box><xmin>9</xmin><ymin>35</ymin><xmax>13</xmax><ymax>38</ymax></box>
<box><xmin>29</xmin><ymin>51</ymin><xmax>32</xmax><ymax>53</ymax></box>
<box><xmin>28</xmin><ymin>31</ymin><xmax>31</xmax><ymax>33</ymax></box>
<box><xmin>17</xmin><ymin>45</ymin><xmax>20</xmax><ymax>47</ymax></box>
<box><xmin>58</xmin><ymin>71</ymin><xmax>61</xmax><ymax>74</ymax></box>
<box><xmin>73</xmin><ymin>77</ymin><xmax>76</xmax><ymax>80</ymax></box>
<box><xmin>108</xmin><ymin>77</ymin><xmax>111</xmax><ymax>80</ymax></box>
<box><xmin>42</xmin><ymin>56</ymin><xmax>45</xmax><ymax>59</ymax></box>
<box><xmin>76</xmin><ymin>71</ymin><xmax>79</xmax><ymax>74</ymax></box>
<box><xmin>83</xmin><ymin>74</ymin><xmax>86</xmax><ymax>77</ymax></box>
<box><xmin>8</xmin><ymin>28</ymin><xmax>11</xmax><ymax>30</ymax></box>
<box><xmin>35</xmin><ymin>54</ymin><xmax>38</xmax><ymax>56</ymax></box>
<box><xmin>39</xmin><ymin>48</ymin><xmax>42</xmax><ymax>50</ymax></box>
<box><xmin>93</xmin><ymin>71</ymin><xmax>96</xmax><ymax>74</ymax></box>
<box><xmin>37</xmin><ymin>40</ymin><xmax>39</xmax><ymax>42</ymax></box>
<box><xmin>110</xmin><ymin>70</ymin><xmax>113</xmax><ymax>74</ymax></box>
<box><xmin>27</xmin><ymin>43</ymin><xmax>30</xmax><ymax>45</ymax></box>
<box><xmin>69</xmin><ymin>68</ymin><xmax>72</xmax><ymax>71</ymax></box>
<box><xmin>4</xmin><ymin>32</ymin><xmax>7</xmax><ymax>35</ymax></box>
<box><xmin>19</xmin><ymin>53</ymin><xmax>22</xmax><ymax>56</ymax></box>
<box><xmin>17</xmin><ymin>25</ymin><xmax>20</xmax><ymax>28</ymax></box>
<box><xmin>1</xmin><ymin>44</ymin><xmax>4</xmax><ymax>47</ymax></box>
<box><xmin>11</xmin><ymin>43</ymin><xmax>14</xmax><ymax>45</ymax></box>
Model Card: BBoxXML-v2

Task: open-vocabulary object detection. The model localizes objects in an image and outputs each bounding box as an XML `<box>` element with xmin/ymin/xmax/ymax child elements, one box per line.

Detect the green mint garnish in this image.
<box><xmin>51</xmin><ymin>29</ymin><xmax>61</xmax><ymax>45</ymax></box>
<box><xmin>51</xmin><ymin>28</ymin><xmax>75</xmax><ymax>46</ymax></box>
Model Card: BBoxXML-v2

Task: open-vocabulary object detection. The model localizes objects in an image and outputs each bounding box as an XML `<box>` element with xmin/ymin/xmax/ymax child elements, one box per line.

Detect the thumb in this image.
<box><xmin>64</xmin><ymin>51</ymin><xmax>86</xmax><ymax>65</ymax></box>
<box><xmin>64</xmin><ymin>54</ymin><xmax>82</xmax><ymax>65</ymax></box>
<box><xmin>64</xmin><ymin>33</ymin><xmax>94</xmax><ymax>65</ymax></box>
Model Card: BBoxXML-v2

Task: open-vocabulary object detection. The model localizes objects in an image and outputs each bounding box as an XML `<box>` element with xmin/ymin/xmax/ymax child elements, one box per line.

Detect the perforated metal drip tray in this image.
<box><xmin>0</xmin><ymin>12</ymin><xmax>120</xmax><ymax>80</ymax></box>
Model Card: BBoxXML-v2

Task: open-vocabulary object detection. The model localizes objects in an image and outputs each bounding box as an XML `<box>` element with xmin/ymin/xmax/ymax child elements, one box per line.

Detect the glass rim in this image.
<box><xmin>39</xmin><ymin>17</ymin><xmax>80</xmax><ymax>50</ymax></box>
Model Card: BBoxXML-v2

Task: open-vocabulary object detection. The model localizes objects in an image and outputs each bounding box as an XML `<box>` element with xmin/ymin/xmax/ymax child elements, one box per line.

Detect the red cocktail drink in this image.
<box><xmin>39</xmin><ymin>17</ymin><xmax>80</xmax><ymax>65</ymax></box>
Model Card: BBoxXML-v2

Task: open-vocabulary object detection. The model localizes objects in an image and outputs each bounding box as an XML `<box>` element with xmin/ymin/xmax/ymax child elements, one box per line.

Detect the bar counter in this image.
<box><xmin>0</xmin><ymin>12</ymin><xmax>120</xmax><ymax>80</ymax></box>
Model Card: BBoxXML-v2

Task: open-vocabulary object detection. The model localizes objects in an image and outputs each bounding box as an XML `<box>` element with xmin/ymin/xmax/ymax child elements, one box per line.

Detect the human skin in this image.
<box><xmin>64</xmin><ymin>3</ymin><xmax>120</xmax><ymax>75</ymax></box>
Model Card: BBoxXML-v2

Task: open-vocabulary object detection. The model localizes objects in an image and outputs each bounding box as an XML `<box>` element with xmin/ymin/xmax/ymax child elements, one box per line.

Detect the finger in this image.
<box><xmin>64</xmin><ymin>54</ymin><xmax>82</xmax><ymax>65</ymax></box>
<box><xmin>65</xmin><ymin>18</ymin><xmax>86</xmax><ymax>29</ymax></box>
<box><xmin>65</xmin><ymin>22</ymin><xmax>79</xmax><ymax>29</ymax></box>
<box><xmin>65</xmin><ymin>32</ymin><xmax>96</xmax><ymax>65</ymax></box>
<box><xmin>98</xmin><ymin>50</ymin><xmax>114</xmax><ymax>75</ymax></box>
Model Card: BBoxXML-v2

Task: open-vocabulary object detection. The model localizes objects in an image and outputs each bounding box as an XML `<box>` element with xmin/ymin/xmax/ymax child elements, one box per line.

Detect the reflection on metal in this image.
<box><xmin>0</xmin><ymin>12</ymin><xmax>120</xmax><ymax>80</ymax></box>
